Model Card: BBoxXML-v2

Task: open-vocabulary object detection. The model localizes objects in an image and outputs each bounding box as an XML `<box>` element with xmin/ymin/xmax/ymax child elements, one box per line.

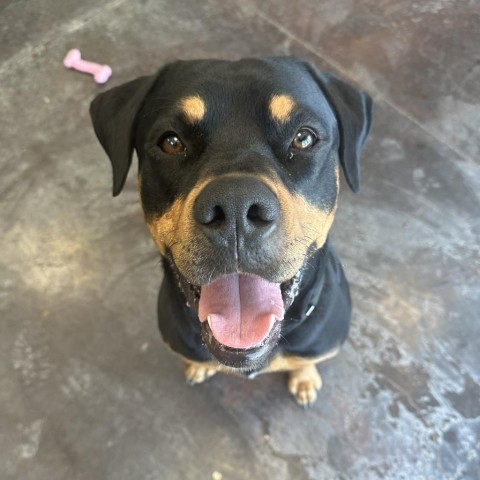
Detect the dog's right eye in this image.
<box><xmin>158</xmin><ymin>134</ymin><xmax>186</xmax><ymax>155</ymax></box>
<box><xmin>291</xmin><ymin>128</ymin><xmax>317</xmax><ymax>150</ymax></box>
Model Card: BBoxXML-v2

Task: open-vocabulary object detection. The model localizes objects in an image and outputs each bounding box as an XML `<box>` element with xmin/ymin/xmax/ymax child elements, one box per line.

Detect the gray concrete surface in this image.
<box><xmin>1</xmin><ymin>1</ymin><xmax>479</xmax><ymax>479</ymax></box>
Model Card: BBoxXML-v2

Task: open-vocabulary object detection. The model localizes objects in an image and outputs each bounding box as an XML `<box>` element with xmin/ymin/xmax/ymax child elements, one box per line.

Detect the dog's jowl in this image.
<box><xmin>90</xmin><ymin>57</ymin><xmax>372</xmax><ymax>406</ymax></box>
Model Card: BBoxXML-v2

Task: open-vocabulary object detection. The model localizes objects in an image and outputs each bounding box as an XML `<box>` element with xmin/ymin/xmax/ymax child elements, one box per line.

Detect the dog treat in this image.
<box><xmin>63</xmin><ymin>49</ymin><xmax>112</xmax><ymax>84</ymax></box>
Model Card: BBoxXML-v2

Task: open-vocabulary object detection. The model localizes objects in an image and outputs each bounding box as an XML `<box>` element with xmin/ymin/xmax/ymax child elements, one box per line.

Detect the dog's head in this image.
<box><xmin>90</xmin><ymin>57</ymin><xmax>371</xmax><ymax>370</ymax></box>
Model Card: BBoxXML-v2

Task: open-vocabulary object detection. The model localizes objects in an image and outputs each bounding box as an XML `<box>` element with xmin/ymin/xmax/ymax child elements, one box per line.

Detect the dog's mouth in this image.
<box><xmin>171</xmin><ymin>261</ymin><xmax>303</xmax><ymax>368</ymax></box>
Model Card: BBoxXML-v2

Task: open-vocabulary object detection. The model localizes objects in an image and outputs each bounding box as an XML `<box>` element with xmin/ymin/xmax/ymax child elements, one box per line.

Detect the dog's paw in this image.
<box><xmin>185</xmin><ymin>362</ymin><xmax>218</xmax><ymax>385</ymax></box>
<box><xmin>287</xmin><ymin>364</ymin><xmax>322</xmax><ymax>408</ymax></box>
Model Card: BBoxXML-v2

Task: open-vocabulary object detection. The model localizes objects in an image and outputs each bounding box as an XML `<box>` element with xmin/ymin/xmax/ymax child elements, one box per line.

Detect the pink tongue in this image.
<box><xmin>198</xmin><ymin>274</ymin><xmax>284</xmax><ymax>349</ymax></box>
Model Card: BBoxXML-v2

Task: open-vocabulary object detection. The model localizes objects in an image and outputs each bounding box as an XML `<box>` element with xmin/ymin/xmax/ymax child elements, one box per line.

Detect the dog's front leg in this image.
<box><xmin>265</xmin><ymin>353</ymin><xmax>339</xmax><ymax>407</ymax></box>
<box><xmin>184</xmin><ymin>360</ymin><xmax>219</xmax><ymax>385</ymax></box>
<box><xmin>287</xmin><ymin>364</ymin><xmax>323</xmax><ymax>408</ymax></box>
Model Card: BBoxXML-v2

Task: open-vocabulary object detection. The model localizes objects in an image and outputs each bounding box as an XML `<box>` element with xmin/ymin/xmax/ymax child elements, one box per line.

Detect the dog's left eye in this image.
<box><xmin>159</xmin><ymin>134</ymin><xmax>186</xmax><ymax>155</ymax></box>
<box><xmin>291</xmin><ymin>128</ymin><xmax>317</xmax><ymax>150</ymax></box>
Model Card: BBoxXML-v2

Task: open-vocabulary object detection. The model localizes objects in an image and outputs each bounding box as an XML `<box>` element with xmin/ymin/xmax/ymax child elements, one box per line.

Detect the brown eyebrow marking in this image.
<box><xmin>269</xmin><ymin>94</ymin><xmax>296</xmax><ymax>123</ymax></box>
<box><xmin>178</xmin><ymin>95</ymin><xmax>206</xmax><ymax>123</ymax></box>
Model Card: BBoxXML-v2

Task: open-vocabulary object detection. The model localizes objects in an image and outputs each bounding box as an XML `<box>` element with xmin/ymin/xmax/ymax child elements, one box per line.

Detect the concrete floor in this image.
<box><xmin>1</xmin><ymin>1</ymin><xmax>479</xmax><ymax>479</ymax></box>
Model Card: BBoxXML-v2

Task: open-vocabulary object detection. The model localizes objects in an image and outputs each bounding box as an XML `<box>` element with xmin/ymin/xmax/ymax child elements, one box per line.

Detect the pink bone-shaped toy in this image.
<box><xmin>63</xmin><ymin>49</ymin><xmax>112</xmax><ymax>84</ymax></box>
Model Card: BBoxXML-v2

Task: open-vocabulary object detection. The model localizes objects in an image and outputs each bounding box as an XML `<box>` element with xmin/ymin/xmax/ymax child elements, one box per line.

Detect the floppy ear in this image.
<box><xmin>303</xmin><ymin>63</ymin><xmax>372</xmax><ymax>192</ymax></box>
<box><xmin>90</xmin><ymin>74</ymin><xmax>160</xmax><ymax>196</ymax></box>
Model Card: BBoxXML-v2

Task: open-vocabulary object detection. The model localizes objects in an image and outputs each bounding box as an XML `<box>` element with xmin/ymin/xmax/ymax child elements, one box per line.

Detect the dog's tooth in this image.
<box><xmin>186</xmin><ymin>301</ymin><xmax>190</xmax><ymax>308</ymax></box>
<box><xmin>207</xmin><ymin>315</ymin><xmax>212</xmax><ymax>328</ymax></box>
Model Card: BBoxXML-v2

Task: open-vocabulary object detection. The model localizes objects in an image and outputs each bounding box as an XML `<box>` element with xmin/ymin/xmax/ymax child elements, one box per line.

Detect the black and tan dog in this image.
<box><xmin>90</xmin><ymin>57</ymin><xmax>372</xmax><ymax>406</ymax></box>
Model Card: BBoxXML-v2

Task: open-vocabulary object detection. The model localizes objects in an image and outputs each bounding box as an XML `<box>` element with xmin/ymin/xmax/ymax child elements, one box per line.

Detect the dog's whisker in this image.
<box><xmin>207</xmin><ymin>266</ymin><xmax>216</xmax><ymax>285</ymax></box>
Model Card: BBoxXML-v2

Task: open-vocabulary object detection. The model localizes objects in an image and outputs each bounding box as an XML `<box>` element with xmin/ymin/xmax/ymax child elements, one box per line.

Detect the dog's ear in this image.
<box><xmin>90</xmin><ymin>74</ymin><xmax>160</xmax><ymax>196</ymax></box>
<box><xmin>303</xmin><ymin>63</ymin><xmax>372</xmax><ymax>193</ymax></box>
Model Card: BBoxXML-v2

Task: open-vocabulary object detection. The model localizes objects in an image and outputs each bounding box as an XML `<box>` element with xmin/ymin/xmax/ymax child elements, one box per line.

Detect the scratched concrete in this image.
<box><xmin>0</xmin><ymin>1</ymin><xmax>479</xmax><ymax>479</ymax></box>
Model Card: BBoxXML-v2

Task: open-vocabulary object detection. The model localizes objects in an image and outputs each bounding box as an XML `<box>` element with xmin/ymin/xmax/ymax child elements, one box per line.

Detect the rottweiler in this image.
<box><xmin>90</xmin><ymin>57</ymin><xmax>372</xmax><ymax>406</ymax></box>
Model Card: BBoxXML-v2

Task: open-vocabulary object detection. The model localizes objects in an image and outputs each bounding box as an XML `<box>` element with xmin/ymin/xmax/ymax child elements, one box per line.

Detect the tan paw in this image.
<box><xmin>288</xmin><ymin>364</ymin><xmax>322</xmax><ymax>408</ymax></box>
<box><xmin>185</xmin><ymin>361</ymin><xmax>218</xmax><ymax>385</ymax></box>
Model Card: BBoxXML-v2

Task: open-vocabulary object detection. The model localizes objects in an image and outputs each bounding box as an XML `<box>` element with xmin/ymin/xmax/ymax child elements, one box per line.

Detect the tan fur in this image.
<box><xmin>144</xmin><ymin>177</ymin><xmax>211</xmax><ymax>257</ymax></box>
<box><xmin>263</xmin><ymin>348</ymin><xmax>339</xmax><ymax>373</ymax></box>
<box><xmin>269</xmin><ymin>94</ymin><xmax>296</xmax><ymax>123</ymax></box>
<box><xmin>184</xmin><ymin>361</ymin><xmax>219</xmax><ymax>384</ymax></box>
<box><xmin>288</xmin><ymin>364</ymin><xmax>323</xmax><ymax>406</ymax></box>
<box><xmin>178</xmin><ymin>95</ymin><xmax>206</xmax><ymax>123</ymax></box>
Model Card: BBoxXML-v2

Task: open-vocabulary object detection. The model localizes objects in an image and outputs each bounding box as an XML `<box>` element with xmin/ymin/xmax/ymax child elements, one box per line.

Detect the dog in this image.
<box><xmin>90</xmin><ymin>57</ymin><xmax>372</xmax><ymax>406</ymax></box>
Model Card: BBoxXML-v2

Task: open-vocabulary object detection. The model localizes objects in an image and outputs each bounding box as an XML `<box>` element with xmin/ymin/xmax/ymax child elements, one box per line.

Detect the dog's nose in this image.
<box><xmin>194</xmin><ymin>177</ymin><xmax>280</xmax><ymax>246</ymax></box>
